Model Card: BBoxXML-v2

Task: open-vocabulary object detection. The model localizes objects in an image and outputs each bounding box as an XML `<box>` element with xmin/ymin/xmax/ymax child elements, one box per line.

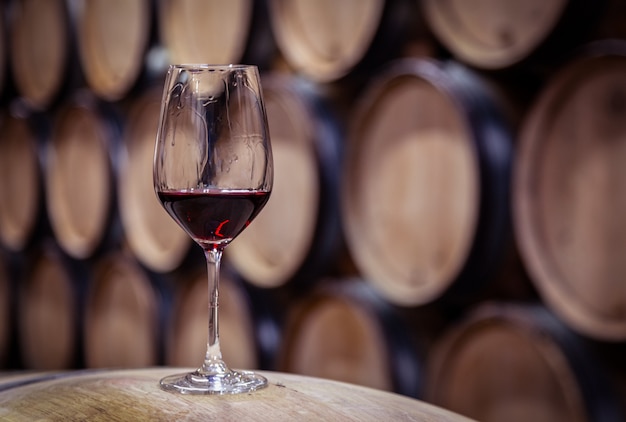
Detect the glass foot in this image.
<box><xmin>160</xmin><ymin>369</ymin><xmax>268</xmax><ymax>395</ymax></box>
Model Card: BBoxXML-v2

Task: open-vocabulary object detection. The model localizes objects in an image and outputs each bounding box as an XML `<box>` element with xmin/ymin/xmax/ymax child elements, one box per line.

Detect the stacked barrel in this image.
<box><xmin>1</xmin><ymin>0</ymin><xmax>626</xmax><ymax>420</ymax></box>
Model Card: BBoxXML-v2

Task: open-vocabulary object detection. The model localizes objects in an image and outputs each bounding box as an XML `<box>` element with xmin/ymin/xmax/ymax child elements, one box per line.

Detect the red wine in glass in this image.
<box><xmin>158</xmin><ymin>189</ymin><xmax>270</xmax><ymax>249</ymax></box>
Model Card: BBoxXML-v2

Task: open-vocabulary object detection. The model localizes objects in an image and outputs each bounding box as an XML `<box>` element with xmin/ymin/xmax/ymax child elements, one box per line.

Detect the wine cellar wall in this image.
<box><xmin>1</xmin><ymin>0</ymin><xmax>626</xmax><ymax>420</ymax></box>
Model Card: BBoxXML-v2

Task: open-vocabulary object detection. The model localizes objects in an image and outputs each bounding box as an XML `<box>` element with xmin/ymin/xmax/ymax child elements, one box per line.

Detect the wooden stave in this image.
<box><xmin>342</xmin><ymin>57</ymin><xmax>514</xmax><ymax>307</ymax></box>
<box><xmin>425</xmin><ymin>302</ymin><xmax>624</xmax><ymax>422</ymax></box>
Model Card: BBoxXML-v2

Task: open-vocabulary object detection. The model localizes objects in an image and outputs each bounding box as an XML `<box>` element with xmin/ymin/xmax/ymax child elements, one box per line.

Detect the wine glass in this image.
<box><xmin>153</xmin><ymin>64</ymin><xmax>273</xmax><ymax>394</ymax></box>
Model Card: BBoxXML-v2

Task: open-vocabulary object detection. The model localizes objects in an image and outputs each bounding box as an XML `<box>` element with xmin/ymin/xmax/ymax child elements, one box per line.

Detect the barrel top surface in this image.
<box><xmin>0</xmin><ymin>114</ymin><xmax>40</xmax><ymax>251</ymax></box>
<box><xmin>269</xmin><ymin>0</ymin><xmax>385</xmax><ymax>81</ymax></box>
<box><xmin>343</xmin><ymin>63</ymin><xmax>482</xmax><ymax>305</ymax></box>
<box><xmin>78</xmin><ymin>0</ymin><xmax>150</xmax><ymax>100</ymax></box>
<box><xmin>427</xmin><ymin>305</ymin><xmax>589</xmax><ymax>422</ymax></box>
<box><xmin>422</xmin><ymin>0</ymin><xmax>567</xmax><ymax>68</ymax></box>
<box><xmin>159</xmin><ymin>0</ymin><xmax>253</xmax><ymax>65</ymax></box>
<box><xmin>280</xmin><ymin>292</ymin><xmax>392</xmax><ymax>392</ymax></box>
<box><xmin>10</xmin><ymin>0</ymin><xmax>69</xmax><ymax>108</ymax></box>
<box><xmin>0</xmin><ymin>368</ymin><xmax>474</xmax><ymax>421</ymax></box>
<box><xmin>515</xmin><ymin>53</ymin><xmax>626</xmax><ymax>340</ymax></box>
<box><xmin>19</xmin><ymin>246</ymin><xmax>77</xmax><ymax>370</ymax></box>
<box><xmin>46</xmin><ymin>104</ymin><xmax>113</xmax><ymax>259</ymax></box>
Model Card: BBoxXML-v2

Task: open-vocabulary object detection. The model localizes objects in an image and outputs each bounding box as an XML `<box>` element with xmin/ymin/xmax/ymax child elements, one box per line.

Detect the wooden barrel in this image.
<box><xmin>268</xmin><ymin>0</ymin><xmax>413</xmax><ymax>82</ymax></box>
<box><xmin>342</xmin><ymin>58</ymin><xmax>513</xmax><ymax>306</ymax></box>
<box><xmin>278</xmin><ymin>279</ymin><xmax>423</xmax><ymax>397</ymax></box>
<box><xmin>514</xmin><ymin>43</ymin><xmax>626</xmax><ymax>341</ymax></box>
<box><xmin>8</xmin><ymin>0</ymin><xmax>77</xmax><ymax>109</ymax></box>
<box><xmin>0</xmin><ymin>104</ymin><xmax>46</xmax><ymax>252</ymax></box>
<box><xmin>226</xmin><ymin>74</ymin><xmax>343</xmax><ymax>290</ymax></box>
<box><xmin>166</xmin><ymin>266</ymin><xmax>280</xmax><ymax>371</ymax></box>
<box><xmin>420</xmin><ymin>0</ymin><xmax>600</xmax><ymax>70</ymax></box>
<box><xmin>45</xmin><ymin>91</ymin><xmax>121</xmax><ymax>260</ymax></box>
<box><xmin>75</xmin><ymin>0</ymin><xmax>160</xmax><ymax>101</ymax></box>
<box><xmin>158</xmin><ymin>0</ymin><xmax>275</xmax><ymax>68</ymax></box>
<box><xmin>426</xmin><ymin>303</ymin><xmax>623</xmax><ymax>422</ymax></box>
<box><xmin>0</xmin><ymin>368</ymin><xmax>473</xmax><ymax>421</ymax></box>
<box><xmin>118</xmin><ymin>89</ymin><xmax>192</xmax><ymax>273</ymax></box>
<box><xmin>83</xmin><ymin>252</ymin><xmax>167</xmax><ymax>368</ymax></box>
<box><xmin>17</xmin><ymin>241</ymin><xmax>85</xmax><ymax>370</ymax></box>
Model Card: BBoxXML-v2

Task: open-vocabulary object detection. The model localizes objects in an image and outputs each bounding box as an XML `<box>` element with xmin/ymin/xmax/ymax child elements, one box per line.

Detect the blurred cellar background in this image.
<box><xmin>1</xmin><ymin>0</ymin><xmax>626</xmax><ymax>420</ymax></box>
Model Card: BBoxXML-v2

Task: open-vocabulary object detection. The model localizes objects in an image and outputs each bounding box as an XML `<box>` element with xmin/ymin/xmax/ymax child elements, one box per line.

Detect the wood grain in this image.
<box><xmin>0</xmin><ymin>368</ymin><xmax>474</xmax><ymax>421</ymax></box>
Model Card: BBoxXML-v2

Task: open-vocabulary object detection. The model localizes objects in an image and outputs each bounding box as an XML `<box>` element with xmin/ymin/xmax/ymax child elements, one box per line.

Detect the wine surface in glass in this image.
<box><xmin>158</xmin><ymin>189</ymin><xmax>270</xmax><ymax>249</ymax></box>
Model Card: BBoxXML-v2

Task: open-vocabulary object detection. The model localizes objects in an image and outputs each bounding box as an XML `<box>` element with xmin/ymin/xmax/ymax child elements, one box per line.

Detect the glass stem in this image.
<box><xmin>199</xmin><ymin>247</ymin><xmax>228</xmax><ymax>376</ymax></box>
